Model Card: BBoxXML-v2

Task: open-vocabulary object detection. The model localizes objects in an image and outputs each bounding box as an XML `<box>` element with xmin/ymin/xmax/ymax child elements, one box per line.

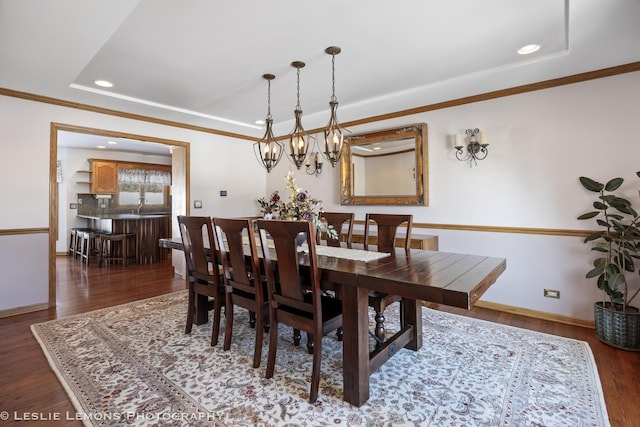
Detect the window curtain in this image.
<box><xmin>118</xmin><ymin>169</ymin><xmax>171</xmax><ymax>185</ymax></box>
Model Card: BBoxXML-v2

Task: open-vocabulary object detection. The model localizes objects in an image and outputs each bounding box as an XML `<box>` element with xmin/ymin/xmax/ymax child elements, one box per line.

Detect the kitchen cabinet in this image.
<box><xmin>91</xmin><ymin>160</ymin><xmax>118</xmax><ymax>194</ymax></box>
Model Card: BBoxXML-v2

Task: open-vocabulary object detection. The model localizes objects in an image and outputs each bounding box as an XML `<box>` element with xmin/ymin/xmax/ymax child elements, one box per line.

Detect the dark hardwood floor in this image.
<box><xmin>0</xmin><ymin>255</ymin><xmax>638</xmax><ymax>426</ymax></box>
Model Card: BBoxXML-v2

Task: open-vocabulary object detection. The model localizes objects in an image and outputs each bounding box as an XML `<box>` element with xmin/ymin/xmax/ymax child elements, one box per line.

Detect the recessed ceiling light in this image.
<box><xmin>518</xmin><ymin>44</ymin><xmax>541</xmax><ymax>55</ymax></box>
<box><xmin>94</xmin><ymin>80</ymin><xmax>113</xmax><ymax>88</ymax></box>
<box><xmin>107</xmin><ymin>141</ymin><xmax>118</xmax><ymax>145</ymax></box>
<box><xmin>97</xmin><ymin>145</ymin><xmax>107</xmax><ymax>149</ymax></box>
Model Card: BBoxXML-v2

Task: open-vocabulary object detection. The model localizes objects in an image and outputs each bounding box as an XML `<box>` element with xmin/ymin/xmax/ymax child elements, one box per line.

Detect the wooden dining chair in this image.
<box><xmin>177</xmin><ymin>215</ymin><xmax>225</xmax><ymax>346</ymax></box>
<box><xmin>257</xmin><ymin>219</ymin><xmax>343</xmax><ymax>403</ymax></box>
<box><xmin>364</xmin><ymin>213</ymin><xmax>413</xmax><ymax>347</ymax></box>
<box><xmin>212</xmin><ymin>217</ymin><xmax>268</xmax><ymax>368</ymax></box>
<box><xmin>319</xmin><ymin>211</ymin><xmax>355</xmax><ymax>248</ymax></box>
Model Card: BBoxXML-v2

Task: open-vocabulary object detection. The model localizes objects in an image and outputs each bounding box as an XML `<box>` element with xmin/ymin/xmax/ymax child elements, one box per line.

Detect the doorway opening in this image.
<box><xmin>49</xmin><ymin>123</ymin><xmax>190</xmax><ymax>308</ymax></box>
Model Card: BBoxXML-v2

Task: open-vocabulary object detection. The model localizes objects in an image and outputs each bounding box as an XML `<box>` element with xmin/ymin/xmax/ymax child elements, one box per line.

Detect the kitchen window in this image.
<box><xmin>117</xmin><ymin>168</ymin><xmax>171</xmax><ymax>208</ymax></box>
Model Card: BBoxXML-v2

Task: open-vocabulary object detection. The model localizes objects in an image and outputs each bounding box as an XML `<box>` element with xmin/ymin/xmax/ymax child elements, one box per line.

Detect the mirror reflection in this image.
<box><xmin>340</xmin><ymin>123</ymin><xmax>427</xmax><ymax>206</ymax></box>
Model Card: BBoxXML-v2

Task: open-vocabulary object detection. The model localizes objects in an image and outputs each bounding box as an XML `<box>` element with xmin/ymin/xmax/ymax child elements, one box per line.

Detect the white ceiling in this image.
<box><xmin>2</xmin><ymin>0</ymin><xmax>640</xmax><ymax>154</ymax></box>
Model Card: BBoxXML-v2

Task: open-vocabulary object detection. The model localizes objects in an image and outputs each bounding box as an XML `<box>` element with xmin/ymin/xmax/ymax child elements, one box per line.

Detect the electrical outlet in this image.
<box><xmin>544</xmin><ymin>289</ymin><xmax>560</xmax><ymax>299</ymax></box>
<box><xmin>69</xmin><ymin>203</ymin><xmax>78</xmax><ymax>209</ymax></box>
<box><xmin>194</xmin><ymin>200</ymin><xmax>202</xmax><ymax>209</ymax></box>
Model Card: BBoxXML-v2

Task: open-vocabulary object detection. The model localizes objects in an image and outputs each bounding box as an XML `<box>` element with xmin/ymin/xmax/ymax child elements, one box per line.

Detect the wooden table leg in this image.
<box><xmin>402</xmin><ymin>298</ymin><xmax>422</xmax><ymax>351</ymax></box>
<box><xmin>341</xmin><ymin>284</ymin><xmax>370</xmax><ymax>407</ymax></box>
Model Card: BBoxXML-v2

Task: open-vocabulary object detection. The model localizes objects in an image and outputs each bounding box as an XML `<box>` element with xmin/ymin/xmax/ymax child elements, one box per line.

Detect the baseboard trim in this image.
<box><xmin>474</xmin><ymin>300</ymin><xmax>595</xmax><ymax>329</ymax></box>
<box><xmin>0</xmin><ymin>302</ymin><xmax>49</xmax><ymax>319</ymax></box>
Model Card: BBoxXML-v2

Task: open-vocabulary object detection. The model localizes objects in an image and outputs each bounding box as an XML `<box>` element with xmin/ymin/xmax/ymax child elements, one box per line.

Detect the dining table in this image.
<box><xmin>159</xmin><ymin>237</ymin><xmax>506</xmax><ymax>407</ymax></box>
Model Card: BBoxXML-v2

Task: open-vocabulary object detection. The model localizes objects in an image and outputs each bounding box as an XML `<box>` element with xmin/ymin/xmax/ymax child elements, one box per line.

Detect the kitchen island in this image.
<box><xmin>78</xmin><ymin>213</ymin><xmax>171</xmax><ymax>265</ymax></box>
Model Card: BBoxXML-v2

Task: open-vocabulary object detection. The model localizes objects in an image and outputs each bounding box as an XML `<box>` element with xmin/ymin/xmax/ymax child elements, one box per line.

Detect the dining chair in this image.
<box><xmin>319</xmin><ymin>211</ymin><xmax>355</xmax><ymax>248</ymax></box>
<box><xmin>213</xmin><ymin>217</ymin><xmax>269</xmax><ymax>368</ymax></box>
<box><xmin>257</xmin><ymin>219</ymin><xmax>343</xmax><ymax>403</ymax></box>
<box><xmin>364</xmin><ymin>213</ymin><xmax>413</xmax><ymax>347</ymax></box>
<box><xmin>177</xmin><ymin>215</ymin><xmax>225</xmax><ymax>346</ymax></box>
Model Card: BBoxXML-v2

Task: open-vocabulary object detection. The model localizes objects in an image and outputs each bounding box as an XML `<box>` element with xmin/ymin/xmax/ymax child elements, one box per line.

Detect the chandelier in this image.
<box><xmin>287</xmin><ymin>61</ymin><xmax>310</xmax><ymax>169</ymax></box>
<box><xmin>322</xmin><ymin>46</ymin><xmax>348</xmax><ymax>167</ymax></box>
<box><xmin>253</xmin><ymin>74</ymin><xmax>283</xmax><ymax>173</ymax></box>
<box><xmin>253</xmin><ymin>46</ymin><xmax>349</xmax><ymax>173</ymax></box>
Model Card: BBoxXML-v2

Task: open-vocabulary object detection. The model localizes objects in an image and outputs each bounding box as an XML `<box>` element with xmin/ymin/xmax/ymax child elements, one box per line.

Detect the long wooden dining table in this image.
<box><xmin>159</xmin><ymin>237</ymin><xmax>506</xmax><ymax>407</ymax></box>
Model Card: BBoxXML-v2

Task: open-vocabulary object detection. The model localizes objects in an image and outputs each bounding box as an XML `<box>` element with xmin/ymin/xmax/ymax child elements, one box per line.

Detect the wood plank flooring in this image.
<box><xmin>0</xmin><ymin>255</ymin><xmax>638</xmax><ymax>426</ymax></box>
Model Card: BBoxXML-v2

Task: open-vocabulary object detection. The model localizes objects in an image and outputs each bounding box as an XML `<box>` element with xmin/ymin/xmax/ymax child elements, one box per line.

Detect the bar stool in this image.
<box><xmin>68</xmin><ymin>229</ymin><xmax>77</xmax><ymax>256</ymax></box>
<box><xmin>79</xmin><ymin>230</ymin><xmax>103</xmax><ymax>265</ymax></box>
<box><xmin>71</xmin><ymin>227</ymin><xmax>92</xmax><ymax>260</ymax></box>
<box><xmin>97</xmin><ymin>233</ymin><xmax>136</xmax><ymax>267</ymax></box>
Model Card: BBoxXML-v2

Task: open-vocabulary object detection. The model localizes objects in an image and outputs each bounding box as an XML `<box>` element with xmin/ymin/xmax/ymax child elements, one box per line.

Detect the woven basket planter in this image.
<box><xmin>594</xmin><ymin>302</ymin><xmax>640</xmax><ymax>351</ymax></box>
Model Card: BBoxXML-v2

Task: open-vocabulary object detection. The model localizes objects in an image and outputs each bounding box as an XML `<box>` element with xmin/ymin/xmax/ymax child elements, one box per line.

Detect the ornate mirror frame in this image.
<box><xmin>340</xmin><ymin>123</ymin><xmax>427</xmax><ymax>206</ymax></box>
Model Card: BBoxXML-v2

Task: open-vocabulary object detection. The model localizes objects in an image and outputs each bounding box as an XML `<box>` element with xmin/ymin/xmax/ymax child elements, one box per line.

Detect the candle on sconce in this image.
<box><xmin>480</xmin><ymin>131</ymin><xmax>488</xmax><ymax>145</ymax></box>
<box><xmin>316</xmin><ymin>152</ymin><xmax>322</xmax><ymax>164</ymax></box>
<box><xmin>454</xmin><ymin>134</ymin><xmax>462</xmax><ymax>148</ymax></box>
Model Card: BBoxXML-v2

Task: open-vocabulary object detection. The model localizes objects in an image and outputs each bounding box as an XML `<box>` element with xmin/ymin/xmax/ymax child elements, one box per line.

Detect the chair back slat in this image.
<box><xmin>320</xmin><ymin>211</ymin><xmax>355</xmax><ymax>248</ymax></box>
<box><xmin>213</xmin><ymin>218</ymin><xmax>263</xmax><ymax>294</ymax></box>
<box><xmin>364</xmin><ymin>213</ymin><xmax>413</xmax><ymax>254</ymax></box>
<box><xmin>178</xmin><ymin>216</ymin><xmax>220</xmax><ymax>283</ymax></box>
<box><xmin>213</xmin><ymin>217</ymin><xmax>259</xmax><ymax>290</ymax></box>
<box><xmin>257</xmin><ymin>220</ymin><xmax>320</xmax><ymax>309</ymax></box>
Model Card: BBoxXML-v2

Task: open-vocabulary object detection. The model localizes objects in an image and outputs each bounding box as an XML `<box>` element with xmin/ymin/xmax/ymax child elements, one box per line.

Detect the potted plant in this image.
<box><xmin>578</xmin><ymin>173</ymin><xmax>640</xmax><ymax>351</ymax></box>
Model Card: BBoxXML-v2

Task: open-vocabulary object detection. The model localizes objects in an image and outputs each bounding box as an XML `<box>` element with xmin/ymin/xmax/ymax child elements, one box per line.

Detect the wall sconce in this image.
<box><xmin>454</xmin><ymin>128</ymin><xmax>489</xmax><ymax>166</ymax></box>
<box><xmin>305</xmin><ymin>152</ymin><xmax>323</xmax><ymax>176</ymax></box>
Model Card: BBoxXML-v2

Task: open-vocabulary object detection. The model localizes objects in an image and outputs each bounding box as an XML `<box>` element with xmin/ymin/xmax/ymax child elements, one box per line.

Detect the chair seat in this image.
<box><xmin>213</xmin><ymin>217</ymin><xmax>268</xmax><ymax>368</ymax></box>
<box><xmin>279</xmin><ymin>292</ymin><xmax>343</xmax><ymax>321</ymax></box>
<box><xmin>178</xmin><ymin>215</ymin><xmax>225</xmax><ymax>347</ymax></box>
<box><xmin>258</xmin><ymin>219</ymin><xmax>343</xmax><ymax>403</ymax></box>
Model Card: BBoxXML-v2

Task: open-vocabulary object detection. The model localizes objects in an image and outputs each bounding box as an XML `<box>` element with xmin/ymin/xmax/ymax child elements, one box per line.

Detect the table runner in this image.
<box><xmin>242</xmin><ymin>236</ymin><xmax>389</xmax><ymax>262</ymax></box>
<box><xmin>306</xmin><ymin>244</ymin><xmax>391</xmax><ymax>262</ymax></box>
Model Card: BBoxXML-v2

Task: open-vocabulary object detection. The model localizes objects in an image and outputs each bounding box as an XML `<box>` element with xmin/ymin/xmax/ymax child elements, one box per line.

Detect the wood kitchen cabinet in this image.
<box><xmin>91</xmin><ymin>160</ymin><xmax>118</xmax><ymax>194</ymax></box>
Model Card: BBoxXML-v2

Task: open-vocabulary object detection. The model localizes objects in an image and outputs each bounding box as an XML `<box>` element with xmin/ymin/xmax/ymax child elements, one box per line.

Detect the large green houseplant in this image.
<box><xmin>578</xmin><ymin>173</ymin><xmax>640</xmax><ymax>351</ymax></box>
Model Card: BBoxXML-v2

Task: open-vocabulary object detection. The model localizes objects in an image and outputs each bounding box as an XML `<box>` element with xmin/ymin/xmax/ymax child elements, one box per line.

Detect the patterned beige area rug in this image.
<box><xmin>31</xmin><ymin>291</ymin><xmax>609</xmax><ymax>426</ymax></box>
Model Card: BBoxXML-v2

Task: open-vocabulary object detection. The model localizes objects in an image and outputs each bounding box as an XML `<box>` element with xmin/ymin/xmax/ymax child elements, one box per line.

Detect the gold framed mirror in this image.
<box><xmin>340</xmin><ymin>123</ymin><xmax>427</xmax><ymax>205</ymax></box>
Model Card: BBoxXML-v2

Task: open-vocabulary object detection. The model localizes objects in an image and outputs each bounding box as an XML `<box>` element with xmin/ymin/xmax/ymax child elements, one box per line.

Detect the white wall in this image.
<box><xmin>2</xmin><ymin>71</ymin><xmax>639</xmax><ymax>320</ymax></box>
<box><xmin>265</xmin><ymin>71</ymin><xmax>640</xmax><ymax>321</ymax></box>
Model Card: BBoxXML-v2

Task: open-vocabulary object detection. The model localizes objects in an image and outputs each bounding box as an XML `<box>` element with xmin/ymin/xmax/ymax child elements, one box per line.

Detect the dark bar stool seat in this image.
<box><xmin>97</xmin><ymin>233</ymin><xmax>136</xmax><ymax>267</ymax></box>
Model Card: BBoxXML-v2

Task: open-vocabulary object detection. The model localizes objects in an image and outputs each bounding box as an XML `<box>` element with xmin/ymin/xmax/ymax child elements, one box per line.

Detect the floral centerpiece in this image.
<box><xmin>258</xmin><ymin>171</ymin><xmax>337</xmax><ymax>239</ymax></box>
<box><xmin>257</xmin><ymin>190</ymin><xmax>281</xmax><ymax>218</ymax></box>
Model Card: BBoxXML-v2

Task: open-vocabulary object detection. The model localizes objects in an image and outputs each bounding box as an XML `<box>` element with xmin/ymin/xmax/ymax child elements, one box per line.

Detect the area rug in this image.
<box><xmin>31</xmin><ymin>291</ymin><xmax>610</xmax><ymax>426</ymax></box>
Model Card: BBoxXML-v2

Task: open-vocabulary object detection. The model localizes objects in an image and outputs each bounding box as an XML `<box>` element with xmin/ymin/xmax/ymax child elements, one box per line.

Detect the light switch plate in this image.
<box><xmin>194</xmin><ymin>200</ymin><xmax>203</xmax><ymax>209</ymax></box>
